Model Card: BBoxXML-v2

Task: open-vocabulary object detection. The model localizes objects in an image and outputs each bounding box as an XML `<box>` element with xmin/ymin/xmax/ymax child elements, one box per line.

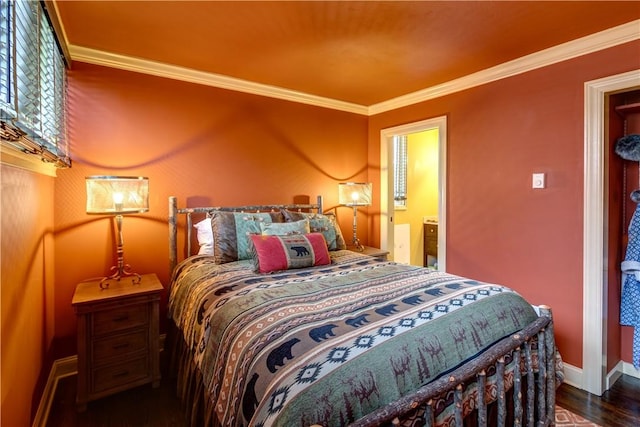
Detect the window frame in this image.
<box><xmin>0</xmin><ymin>0</ymin><xmax>70</xmax><ymax>171</ymax></box>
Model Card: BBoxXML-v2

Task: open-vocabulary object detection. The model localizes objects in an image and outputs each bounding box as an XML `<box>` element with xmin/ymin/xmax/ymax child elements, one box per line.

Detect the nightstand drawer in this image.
<box><xmin>93</xmin><ymin>306</ymin><xmax>148</xmax><ymax>335</ymax></box>
<box><xmin>425</xmin><ymin>225</ymin><xmax>438</xmax><ymax>236</ymax></box>
<box><xmin>93</xmin><ymin>329</ymin><xmax>148</xmax><ymax>363</ymax></box>
<box><xmin>92</xmin><ymin>356</ymin><xmax>149</xmax><ymax>393</ymax></box>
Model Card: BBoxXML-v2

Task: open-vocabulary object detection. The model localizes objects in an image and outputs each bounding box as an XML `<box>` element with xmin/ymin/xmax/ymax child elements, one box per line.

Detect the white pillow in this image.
<box><xmin>194</xmin><ymin>218</ymin><xmax>214</xmax><ymax>255</ymax></box>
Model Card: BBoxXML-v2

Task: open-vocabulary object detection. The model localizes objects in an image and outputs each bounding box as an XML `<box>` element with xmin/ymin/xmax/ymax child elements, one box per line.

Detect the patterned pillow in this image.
<box><xmin>211</xmin><ymin>210</ymin><xmax>284</xmax><ymax>264</ymax></box>
<box><xmin>249</xmin><ymin>233</ymin><xmax>331</xmax><ymax>273</ymax></box>
<box><xmin>260</xmin><ymin>219</ymin><xmax>310</xmax><ymax>236</ymax></box>
<box><xmin>281</xmin><ymin>210</ymin><xmax>347</xmax><ymax>250</ymax></box>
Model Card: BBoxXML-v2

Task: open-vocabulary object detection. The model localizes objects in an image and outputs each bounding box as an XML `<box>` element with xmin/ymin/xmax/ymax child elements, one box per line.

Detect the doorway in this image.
<box><xmin>380</xmin><ymin>116</ymin><xmax>447</xmax><ymax>270</ymax></box>
<box><xmin>584</xmin><ymin>70</ymin><xmax>640</xmax><ymax>395</ymax></box>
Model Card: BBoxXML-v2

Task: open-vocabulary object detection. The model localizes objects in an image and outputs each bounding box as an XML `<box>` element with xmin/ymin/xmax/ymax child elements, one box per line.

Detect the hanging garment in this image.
<box><xmin>621</xmin><ymin>202</ymin><xmax>640</xmax><ymax>369</ymax></box>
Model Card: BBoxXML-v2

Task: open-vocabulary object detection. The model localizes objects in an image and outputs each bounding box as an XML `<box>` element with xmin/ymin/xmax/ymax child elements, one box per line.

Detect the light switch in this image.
<box><xmin>532</xmin><ymin>173</ymin><xmax>546</xmax><ymax>189</ymax></box>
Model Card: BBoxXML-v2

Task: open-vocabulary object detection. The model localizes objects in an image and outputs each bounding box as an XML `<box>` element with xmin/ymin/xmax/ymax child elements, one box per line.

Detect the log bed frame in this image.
<box><xmin>167</xmin><ymin>195</ymin><xmax>558</xmax><ymax>427</ymax></box>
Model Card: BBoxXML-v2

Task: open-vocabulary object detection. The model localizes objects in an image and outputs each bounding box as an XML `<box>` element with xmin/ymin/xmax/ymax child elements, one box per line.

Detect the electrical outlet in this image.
<box><xmin>532</xmin><ymin>173</ymin><xmax>546</xmax><ymax>189</ymax></box>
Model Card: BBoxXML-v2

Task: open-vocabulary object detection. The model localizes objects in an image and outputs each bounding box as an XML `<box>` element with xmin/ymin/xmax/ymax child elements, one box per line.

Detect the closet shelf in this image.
<box><xmin>615</xmin><ymin>102</ymin><xmax>640</xmax><ymax>117</ymax></box>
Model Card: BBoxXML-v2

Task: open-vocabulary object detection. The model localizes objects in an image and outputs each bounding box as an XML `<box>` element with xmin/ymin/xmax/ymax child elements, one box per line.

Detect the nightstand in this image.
<box><xmin>348</xmin><ymin>245</ymin><xmax>390</xmax><ymax>260</ymax></box>
<box><xmin>423</xmin><ymin>222</ymin><xmax>438</xmax><ymax>267</ymax></box>
<box><xmin>72</xmin><ymin>273</ymin><xmax>163</xmax><ymax>411</ymax></box>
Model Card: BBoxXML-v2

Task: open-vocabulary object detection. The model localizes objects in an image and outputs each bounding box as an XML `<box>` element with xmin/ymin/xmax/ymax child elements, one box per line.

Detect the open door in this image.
<box><xmin>380</xmin><ymin>116</ymin><xmax>447</xmax><ymax>270</ymax></box>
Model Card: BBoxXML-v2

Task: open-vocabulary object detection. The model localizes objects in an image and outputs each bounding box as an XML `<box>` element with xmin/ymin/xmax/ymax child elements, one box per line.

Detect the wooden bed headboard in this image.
<box><xmin>168</xmin><ymin>195</ymin><xmax>324</xmax><ymax>275</ymax></box>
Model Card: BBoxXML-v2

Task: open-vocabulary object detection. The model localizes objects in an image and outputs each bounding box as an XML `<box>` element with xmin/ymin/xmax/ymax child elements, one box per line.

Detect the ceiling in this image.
<box><xmin>53</xmin><ymin>1</ymin><xmax>640</xmax><ymax>107</ymax></box>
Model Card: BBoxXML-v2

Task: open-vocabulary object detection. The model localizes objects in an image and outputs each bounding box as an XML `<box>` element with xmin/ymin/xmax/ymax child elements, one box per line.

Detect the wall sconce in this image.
<box><xmin>86</xmin><ymin>176</ymin><xmax>149</xmax><ymax>288</ymax></box>
<box><xmin>338</xmin><ymin>182</ymin><xmax>372</xmax><ymax>251</ymax></box>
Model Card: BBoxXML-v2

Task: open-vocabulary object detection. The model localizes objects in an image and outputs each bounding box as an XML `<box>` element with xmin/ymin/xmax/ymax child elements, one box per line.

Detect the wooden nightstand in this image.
<box><xmin>423</xmin><ymin>222</ymin><xmax>438</xmax><ymax>267</ymax></box>
<box><xmin>72</xmin><ymin>273</ymin><xmax>163</xmax><ymax>411</ymax></box>
<box><xmin>348</xmin><ymin>245</ymin><xmax>390</xmax><ymax>260</ymax></box>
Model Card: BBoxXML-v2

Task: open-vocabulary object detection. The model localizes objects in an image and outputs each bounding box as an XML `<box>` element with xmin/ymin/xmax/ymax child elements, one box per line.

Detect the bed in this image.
<box><xmin>167</xmin><ymin>195</ymin><xmax>563</xmax><ymax>427</ymax></box>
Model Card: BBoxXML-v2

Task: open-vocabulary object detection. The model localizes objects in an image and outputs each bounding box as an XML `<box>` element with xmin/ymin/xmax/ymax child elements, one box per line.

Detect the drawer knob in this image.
<box><xmin>112</xmin><ymin>315</ymin><xmax>129</xmax><ymax>322</ymax></box>
<box><xmin>112</xmin><ymin>342</ymin><xmax>130</xmax><ymax>350</ymax></box>
<box><xmin>112</xmin><ymin>370</ymin><xmax>129</xmax><ymax>378</ymax></box>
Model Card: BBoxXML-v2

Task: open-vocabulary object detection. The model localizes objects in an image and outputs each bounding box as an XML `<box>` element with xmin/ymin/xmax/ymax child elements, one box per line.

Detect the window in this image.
<box><xmin>393</xmin><ymin>135</ymin><xmax>407</xmax><ymax>208</ymax></box>
<box><xmin>0</xmin><ymin>0</ymin><xmax>70</xmax><ymax>168</ymax></box>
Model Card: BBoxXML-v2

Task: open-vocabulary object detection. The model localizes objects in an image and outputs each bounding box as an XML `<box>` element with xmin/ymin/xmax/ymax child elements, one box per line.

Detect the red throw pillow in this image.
<box><xmin>249</xmin><ymin>233</ymin><xmax>331</xmax><ymax>273</ymax></box>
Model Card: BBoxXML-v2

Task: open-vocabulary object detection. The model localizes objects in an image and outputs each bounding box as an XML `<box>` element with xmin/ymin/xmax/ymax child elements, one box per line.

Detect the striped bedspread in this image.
<box><xmin>168</xmin><ymin>250</ymin><xmax>539</xmax><ymax>426</ymax></box>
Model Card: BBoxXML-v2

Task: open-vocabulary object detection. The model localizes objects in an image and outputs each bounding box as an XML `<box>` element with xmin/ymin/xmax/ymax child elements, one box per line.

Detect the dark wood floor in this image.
<box><xmin>555</xmin><ymin>374</ymin><xmax>640</xmax><ymax>427</ymax></box>
<box><xmin>46</xmin><ymin>374</ymin><xmax>186</xmax><ymax>427</ymax></box>
<box><xmin>46</xmin><ymin>370</ymin><xmax>640</xmax><ymax>427</ymax></box>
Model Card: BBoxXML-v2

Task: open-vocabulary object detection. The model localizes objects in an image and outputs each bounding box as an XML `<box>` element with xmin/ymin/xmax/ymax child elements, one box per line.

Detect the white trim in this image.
<box><xmin>31</xmin><ymin>356</ymin><xmax>77</xmax><ymax>427</ymax></box>
<box><xmin>583</xmin><ymin>69</ymin><xmax>640</xmax><ymax>396</ymax></box>
<box><xmin>1</xmin><ymin>141</ymin><xmax>57</xmax><ymax>177</ymax></box>
<box><xmin>67</xmin><ymin>20</ymin><xmax>640</xmax><ymax>116</ymax></box>
<box><xmin>68</xmin><ymin>45</ymin><xmax>369</xmax><ymax>116</ymax></box>
<box><xmin>380</xmin><ymin>117</ymin><xmax>447</xmax><ymax>271</ymax></box>
<box><xmin>370</xmin><ymin>20</ymin><xmax>640</xmax><ymax>115</ymax></box>
<box><xmin>561</xmin><ymin>362</ymin><xmax>584</xmax><ymax>389</ymax></box>
<box><xmin>605</xmin><ymin>360</ymin><xmax>640</xmax><ymax>390</ymax></box>
<box><xmin>606</xmin><ymin>361</ymin><xmax>624</xmax><ymax>390</ymax></box>
<box><xmin>621</xmin><ymin>360</ymin><xmax>640</xmax><ymax>379</ymax></box>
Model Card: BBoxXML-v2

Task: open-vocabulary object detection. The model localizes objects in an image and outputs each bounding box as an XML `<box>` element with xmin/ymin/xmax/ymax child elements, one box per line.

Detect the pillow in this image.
<box><xmin>249</xmin><ymin>233</ymin><xmax>331</xmax><ymax>273</ymax></box>
<box><xmin>211</xmin><ymin>210</ymin><xmax>284</xmax><ymax>264</ymax></box>
<box><xmin>281</xmin><ymin>210</ymin><xmax>347</xmax><ymax>251</ymax></box>
<box><xmin>193</xmin><ymin>218</ymin><xmax>214</xmax><ymax>255</ymax></box>
<box><xmin>260</xmin><ymin>219</ymin><xmax>310</xmax><ymax>236</ymax></box>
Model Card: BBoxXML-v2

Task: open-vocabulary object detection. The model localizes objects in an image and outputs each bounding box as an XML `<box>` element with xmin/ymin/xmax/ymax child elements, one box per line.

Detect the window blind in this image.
<box><xmin>0</xmin><ymin>0</ymin><xmax>70</xmax><ymax>168</ymax></box>
<box><xmin>393</xmin><ymin>135</ymin><xmax>407</xmax><ymax>207</ymax></box>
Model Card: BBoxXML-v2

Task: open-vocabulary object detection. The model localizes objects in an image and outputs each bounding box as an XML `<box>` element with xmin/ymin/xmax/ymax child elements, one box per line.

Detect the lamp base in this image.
<box><xmin>99</xmin><ymin>213</ymin><xmax>142</xmax><ymax>289</ymax></box>
<box><xmin>99</xmin><ymin>265</ymin><xmax>141</xmax><ymax>289</ymax></box>
<box><xmin>352</xmin><ymin>238</ymin><xmax>365</xmax><ymax>252</ymax></box>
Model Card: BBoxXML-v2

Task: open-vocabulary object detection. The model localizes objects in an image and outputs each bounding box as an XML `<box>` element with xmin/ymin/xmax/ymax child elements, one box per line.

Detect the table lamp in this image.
<box><xmin>338</xmin><ymin>182</ymin><xmax>372</xmax><ymax>251</ymax></box>
<box><xmin>86</xmin><ymin>176</ymin><xmax>149</xmax><ymax>288</ymax></box>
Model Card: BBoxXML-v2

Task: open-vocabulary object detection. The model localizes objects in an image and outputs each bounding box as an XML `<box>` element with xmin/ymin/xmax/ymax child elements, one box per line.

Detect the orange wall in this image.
<box><xmin>52</xmin><ymin>62</ymin><xmax>369</xmax><ymax>356</ymax></box>
<box><xmin>4</xmin><ymin>39</ymin><xmax>639</xmax><ymax>424</ymax></box>
<box><xmin>368</xmin><ymin>40</ymin><xmax>640</xmax><ymax>369</ymax></box>
<box><xmin>1</xmin><ymin>165</ymin><xmax>55</xmax><ymax>426</ymax></box>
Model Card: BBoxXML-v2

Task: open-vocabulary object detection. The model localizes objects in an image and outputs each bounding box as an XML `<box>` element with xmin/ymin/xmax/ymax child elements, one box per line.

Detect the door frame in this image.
<box><xmin>583</xmin><ymin>69</ymin><xmax>640</xmax><ymax>395</ymax></box>
<box><xmin>380</xmin><ymin>116</ymin><xmax>447</xmax><ymax>270</ymax></box>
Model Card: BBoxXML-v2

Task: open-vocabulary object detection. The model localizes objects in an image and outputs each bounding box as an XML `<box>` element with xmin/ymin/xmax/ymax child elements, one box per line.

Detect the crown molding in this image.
<box><xmin>368</xmin><ymin>19</ymin><xmax>640</xmax><ymax>115</ymax></box>
<box><xmin>68</xmin><ymin>19</ymin><xmax>639</xmax><ymax>117</ymax></box>
<box><xmin>68</xmin><ymin>46</ymin><xmax>368</xmax><ymax>115</ymax></box>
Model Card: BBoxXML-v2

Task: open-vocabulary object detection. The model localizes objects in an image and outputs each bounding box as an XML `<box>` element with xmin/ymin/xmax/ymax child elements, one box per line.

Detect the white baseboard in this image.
<box><xmin>32</xmin><ymin>334</ymin><xmax>165</xmax><ymax>427</ymax></box>
<box><xmin>606</xmin><ymin>360</ymin><xmax>640</xmax><ymax>389</ymax></box>
<box><xmin>31</xmin><ymin>355</ymin><xmax>77</xmax><ymax>427</ymax></box>
<box><xmin>562</xmin><ymin>360</ymin><xmax>640</xmax><ymax>395</ymax></box>
<box><xmin>606</xmin><ymin>361</ymin><xmax>624</xmax><ymax>390</ymax></box>
<box><xmin>621</xmin><ymin>360</ymin><xmax>640</xmax><ymax>379</ymax></box>
<box><xmin>561</xmin><ymin>362</ymin><xmax>583</xmax><ymax>389</ymax></box>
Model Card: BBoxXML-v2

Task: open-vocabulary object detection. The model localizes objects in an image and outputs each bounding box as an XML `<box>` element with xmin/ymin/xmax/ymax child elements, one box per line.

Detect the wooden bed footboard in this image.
<box><xmin>349</xmin><ymin>306</ymin><xmax>558</xmax><ymax>427</ymax></box>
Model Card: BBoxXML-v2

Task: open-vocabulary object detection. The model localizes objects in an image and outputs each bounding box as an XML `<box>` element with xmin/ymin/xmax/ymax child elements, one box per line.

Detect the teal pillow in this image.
<box><xmin>211</xmin><ymin>210</ymin><xmax>284</xmax><ymax>264</ymax></box>
<box><xmin>260</xmin><ymin>219</ymin><xmax>310</xmax><ymax>236</ymax></box>
<box><xmin>281</xmin><ymin>210</ymin><xmax>346</xmax><ymax>250</ymax></box>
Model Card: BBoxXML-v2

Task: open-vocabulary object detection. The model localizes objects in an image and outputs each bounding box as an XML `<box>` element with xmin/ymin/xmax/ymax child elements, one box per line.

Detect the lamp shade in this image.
<box><xmin>86</xmin><ymin>176</ymin><xmax>149</xmax><ymax>214</ymax></box>
<box><xmin>338</xmin><ymin>182</ymin><xmax>372</xmax><ymax>206</ymax></box>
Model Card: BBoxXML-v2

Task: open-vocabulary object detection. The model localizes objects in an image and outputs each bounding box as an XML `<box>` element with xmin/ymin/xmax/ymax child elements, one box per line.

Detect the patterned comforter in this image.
<box><xmin>168</xmin><ymin>250</ymin><xmax>540</xmax><ymax>427</ymax></box>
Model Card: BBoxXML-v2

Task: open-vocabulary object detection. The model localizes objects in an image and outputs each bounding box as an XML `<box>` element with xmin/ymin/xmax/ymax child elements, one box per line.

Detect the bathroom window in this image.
<box><xmin>393</xmin><ymin>135</ymin><xmax>407</xmax><ymax>208</ymax></box>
